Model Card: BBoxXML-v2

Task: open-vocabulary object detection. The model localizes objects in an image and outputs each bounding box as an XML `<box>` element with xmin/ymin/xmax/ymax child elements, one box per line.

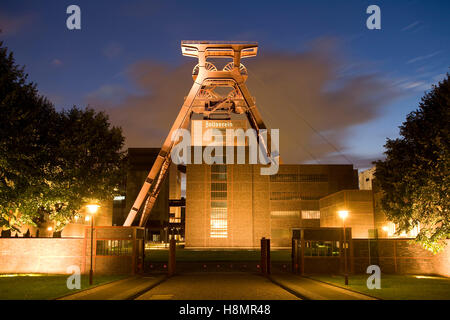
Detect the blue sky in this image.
<box><xmin>1</xmin><ymin>0</ymin><xmax>449</xmax><ymax>169</ymax></box>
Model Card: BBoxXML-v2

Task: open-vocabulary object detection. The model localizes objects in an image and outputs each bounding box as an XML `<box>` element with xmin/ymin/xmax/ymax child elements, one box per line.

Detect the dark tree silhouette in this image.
<box><xmin>375</xmin><ymin>74</ymin><xmax>449</xmax><ymax>252</ymax></box>
<box><xmin>0</xmin><ymin>40</ymin><xmax>126</xmax><ymax>232</ymax></box>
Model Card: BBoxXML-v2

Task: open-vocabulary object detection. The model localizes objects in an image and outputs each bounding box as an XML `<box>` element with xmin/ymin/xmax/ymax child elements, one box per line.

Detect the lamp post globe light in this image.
<box><xmin>338</xmin><ymin>210</ymin><xmax>349</xmax><ymax>285</ymax></box>
<box><xmin>86</xmin><ymin>204</ymin><xmax>100</xmax><ymax>285</ymax></box>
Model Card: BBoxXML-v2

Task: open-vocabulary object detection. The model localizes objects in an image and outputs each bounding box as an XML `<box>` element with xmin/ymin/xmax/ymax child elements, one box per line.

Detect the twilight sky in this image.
<box><xmin>1</xmin><ymin>0</ymin><xmax>449</xmax><ymax>170</ymax></box>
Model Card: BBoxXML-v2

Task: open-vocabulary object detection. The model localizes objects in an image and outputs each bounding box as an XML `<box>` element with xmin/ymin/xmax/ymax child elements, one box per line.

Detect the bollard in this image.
<box><xmin>168</xmin><ymin>238</ymin><xmax>176</xmax><ymax>276</ymax></box>
<box><xmin>266</xmin><ymin>238</ymin><xmax>271</xmax><ymax>275</ymax></box>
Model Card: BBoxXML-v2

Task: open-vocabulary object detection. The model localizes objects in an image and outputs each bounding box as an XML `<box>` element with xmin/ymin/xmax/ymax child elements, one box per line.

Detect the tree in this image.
<box><xmin>46</xmin><ymin>107</ymin><xmax>126</xmax><ymax>230</ymax></box>
<box><xmin>0</xmin><ymin>40</ymin><xmax>126</xmax><ymax>232</ymax></box>
<box><xmin>375</xmin><ymin>74</ymin><xmax>449</xmax><ymax>252</ymax></box>
<box><xmin>0</xmin><ymin>40</ymin><xmax>58</xmax><ymax>230</ymax></box>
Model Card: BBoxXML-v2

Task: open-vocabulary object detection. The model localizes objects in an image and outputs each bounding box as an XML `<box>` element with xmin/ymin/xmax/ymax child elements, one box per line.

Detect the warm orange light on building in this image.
<box><xmin>338</xmin><ymin>210</ymin><xmax>349</xmax><ymax>220</ymax></box>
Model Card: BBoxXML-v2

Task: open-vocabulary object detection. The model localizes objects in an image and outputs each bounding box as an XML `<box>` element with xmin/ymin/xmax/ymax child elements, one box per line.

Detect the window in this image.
<box><xmin>301</xmin><ymin>210</ymin><xmax>320</xmax><ymax>219</ymax></box>
<box><xmin>210</xmin><ymin>165</ymin><xmax>227</xmax><ymax>238</ymax></box>
<box><xmin>211</xmin><ymin>164</ymin><xmax>227</xmax><ymax>180</ymax></box>
<box><xmin>211</xmin><ymin>182</ymin><xmax>227</xmax><ymax>199</ymax></box>
<box><xmin>270</xmin><ymin>174</ymin><xmax>297</xmax><ymax>182</ymax></box>
<box><xmin>210</xmin><ymin>206</ymin><xmax>227</xmax><ymax>238</ymax></box>
<box><xmin>96</xmin><ymin>240</ymin><xmax>132</xmax><ymax>256</ymax></box>
<box><xmin>304</xmin><ymin>241</ymin><xmax>340</xmax><ymax>257</ymax></box>
<box><xmin>270</xmin><ymin>192</ymin><xmax>301</xmax><ymax>200</ymax></box>
<box><xmin>300</xmin><ymin>191</ymin><xmax>322</xmax><ymax>200</ymax></box>
<box><xmin>270</xmin><ymin>211</ymin><xmax>300</xmax><ymax>218</ymax></box>
<box><xmin>270</xmin><ymin>174</ymin><xmax>328</xmax><ymax>182</ymax></box>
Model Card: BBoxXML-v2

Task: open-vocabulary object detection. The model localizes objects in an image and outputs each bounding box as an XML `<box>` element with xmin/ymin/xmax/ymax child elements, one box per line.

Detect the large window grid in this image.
<box><xmin>210</xmin><ymin>165</ymin><xmax>227</xmax><ymax>238</ymax></box>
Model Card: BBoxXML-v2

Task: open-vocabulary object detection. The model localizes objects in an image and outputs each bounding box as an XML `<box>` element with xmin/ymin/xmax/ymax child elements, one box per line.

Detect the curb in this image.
<box><xmin>302</xmin><ymin>275</ymin><xmax>381</xmax><ymax>300</ymax></box>
<box><xmin>54</xmin><ymin>276</ymin><xmax>132</xmax><ymax>300</ymax></box>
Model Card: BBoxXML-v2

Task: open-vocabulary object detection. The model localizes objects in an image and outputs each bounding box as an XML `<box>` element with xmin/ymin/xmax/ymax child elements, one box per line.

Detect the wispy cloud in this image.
<box><xmin>51</xmin><ymin>59</ymin><xmax>63</xmax><ymax>67</ymax></box>
<box><xmin>406</xmin><ymin>51</ymin><xmax>442</xmax><ymax>64</ymax></box>
<box><xmin>393</xmin><ymin>77</ymin><xmax>433</xmax><ymax>92</ymax></box>
<box><xmin>85</xmin><ymin>84</ymin><xmax>129</xmax><ymax>106</ymax></box>
<box><xmin>0</xmin><ymin>12</ymin><xmax>36</xmax><ymax>36</ymax></box>
<box><xmin>402</xmin><ymin>81</ymin><xmax>426</xmax><ymax>89</ymax></box>
<box><xmin>401</xmin><ymin>21</ymin><xmax>420</xmax><ymax>32</ymax></box>
<box><xmin>103</xmin><ymin>42</ymin><xmax>123</xmax><ymax>59</ymax></box>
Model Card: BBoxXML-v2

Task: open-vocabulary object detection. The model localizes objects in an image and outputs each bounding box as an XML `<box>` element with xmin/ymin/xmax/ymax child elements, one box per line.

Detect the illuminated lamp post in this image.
<box><xmin>86</xmin><ymin>204</ymin><xmax>100</xmax><ymax>285</ymax></box>
<box><xmin>338</xmin><ymin>210</ymin><xmax>349</xmax><ymax>285</ymax></box>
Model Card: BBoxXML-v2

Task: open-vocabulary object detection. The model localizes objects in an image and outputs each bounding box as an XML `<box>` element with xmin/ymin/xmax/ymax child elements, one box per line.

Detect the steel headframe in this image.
<box><xmin>123</xmin><ymin>41</ymin><xmax>274</xmax><ymax>227</ymax></box>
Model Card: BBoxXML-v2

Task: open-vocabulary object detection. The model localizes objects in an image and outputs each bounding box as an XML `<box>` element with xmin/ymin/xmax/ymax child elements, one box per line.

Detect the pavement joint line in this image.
<box><xmin>267</xmin><ymin>275</ymin><xmax>309</xmax><ymax>300</ymax></box>
<box><xmin>128</xmin><ymin>275</ymin><xmax>168</xmax><ymax>300</ymax></box>
<box><xmin>108</xmin><ymin>278</ymin><xmax>164</xmax><ymax>300</ymax></box>
<box><xmin>268</xmin><ymin>273</ymin><xmax>379</xmax><ymax>300</ymax></box>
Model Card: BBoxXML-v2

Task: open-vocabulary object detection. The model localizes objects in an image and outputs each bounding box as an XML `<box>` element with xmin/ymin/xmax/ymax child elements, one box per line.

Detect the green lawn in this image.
<box><xmin>309</xmin><ymin>274</ymin><xmax>450</xmax><ymax>300</ymax></box>
<box><xmin>145</xmin><ymin>248</ymin><xmax>291</xmax><ymax>262</ymax></box>
<box><xmin>0</xmin><ymin>274</ymin><xmax>125</xmax><ymax>300</ymax></box>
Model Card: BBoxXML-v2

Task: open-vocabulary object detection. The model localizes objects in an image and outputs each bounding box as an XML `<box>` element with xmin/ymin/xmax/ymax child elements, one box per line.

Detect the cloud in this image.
<box><xmin>103</xmin><ymin>42</ymin><xmax>123</xmax><ymax>59</ymax></box>
<box><xmin>86</xmin><ymin>40</ymin><xmax>400</xmax><ymax>166</ymax></box>
<box><xmin>406</xmin><ymin>51</ymin><xmax>442</xmax><ymax>64</ymax></box>
<box><xmin>0</xmin><ymin>12</ymin><xmax>35</xmax><ymax>36</ymax></box>
<box><xmin>85</xmin><ymin>84</ymin><xmax>130</xmax><ymax>106</ymax></box>
<box><xmin>51</xmin><ymin>59</ymin><xmax>63</xmax><ymax>67</ymax></box>
<box><xmin>401</xmin><ymin>21</ymin><xmax>420</xmax><ymax>32</ymax></box>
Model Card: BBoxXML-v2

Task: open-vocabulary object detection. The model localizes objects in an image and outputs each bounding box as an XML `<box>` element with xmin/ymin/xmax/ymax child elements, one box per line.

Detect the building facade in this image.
<box><xmin>359</xmin><ymin>166</ymin><xmax>376</xmax><ymax>190</ymax></box>
<box><xmin>186</xmin><ymin>163</ymin><xmax>358</xmax><ymax>248</ymax></box>
<box><xmin>319</xmin><ymin>190</ymin><xmax>375</xmax><ymax>238</ymax></box>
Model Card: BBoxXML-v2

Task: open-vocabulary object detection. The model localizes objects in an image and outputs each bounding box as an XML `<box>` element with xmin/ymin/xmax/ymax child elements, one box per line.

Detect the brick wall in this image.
<box><xmin>353</xmin><ymin>239</ymin><xmax>450</xmax><ymax>277</ymax></box>
<box><xmin>0</xmin><ymin>238</ymin><xmax>84</xmax><ymax>274</ymax></box>
<box><xmin>0</xmin><ymin>227</ymin><xmax>144</xmax><ymax>275</ymax></box>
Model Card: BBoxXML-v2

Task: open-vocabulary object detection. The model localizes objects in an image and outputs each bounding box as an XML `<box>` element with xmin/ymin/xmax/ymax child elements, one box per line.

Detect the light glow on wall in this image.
<box><xmin>301</xmin><ymin>210</ymin><xmax>320</xmax><ymax>219</ymax></box>
<box><xmin>210</xmin><ymin>210</ymin><xmax>228</xmax><ymax>238</ymax></box>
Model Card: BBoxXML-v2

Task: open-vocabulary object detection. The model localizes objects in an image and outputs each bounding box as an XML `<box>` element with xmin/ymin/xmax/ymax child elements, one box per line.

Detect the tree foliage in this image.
<box><xmin>375</xmin><ymin>74</ymin><xmax>449</xmax><ymax>252</ymax></box>
<box><xmin>0</xmin><ymin>40</ymin><xmax>126</xmax><ymax>231</ymax></box>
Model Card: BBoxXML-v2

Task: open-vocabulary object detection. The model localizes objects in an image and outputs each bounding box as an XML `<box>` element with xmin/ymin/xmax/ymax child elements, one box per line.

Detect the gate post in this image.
<box><xmin>168</xmin><ymin>238</ymin><xmax>176</xmax><ymax>276</ymax></box>
<box><xmin>261</xmin><ymin>237</ymin><xmax>267</xmax><ymax>274</ymax></box>
<box><xmin>300</xmin><ymin>229</ymin><xmax>305</xmax><ymax>275</ymax></box>
<box><xmin>261</xmin><ymin>238</ymin><xmax>271</xmax><ymax>275</ymax></box>
<box><xmin>292</xmin><ymin>239</ymin><xmax>299</xmax><ymax>274</ymax></box>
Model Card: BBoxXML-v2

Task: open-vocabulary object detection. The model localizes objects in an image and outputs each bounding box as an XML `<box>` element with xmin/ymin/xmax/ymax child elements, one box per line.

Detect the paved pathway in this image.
<box><xmin>58</xmin><ymin>275</ymin><xmax>166</xmax><ymax>300</ymax></box>
<box><xmin>270</xmin><ymin>274</ymin><xmax>377</xmax><ymax>300</ymax></box>
<box><xmin>136</xmin><ymin>272</ymin><xmax>300</xmax><ymax>300</ymax></box>
<box><xmin>58</xmin><ymin>272</ymin><xmax>377</xmax><ymax>300</ymax></box>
